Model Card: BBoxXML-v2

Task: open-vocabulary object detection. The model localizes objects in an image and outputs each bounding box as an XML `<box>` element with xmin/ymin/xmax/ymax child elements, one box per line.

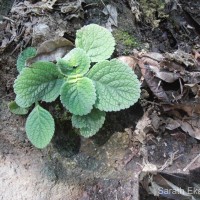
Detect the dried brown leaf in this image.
<box><xmin>27</xmin><ymin>37</ymin><xmax>74</xmax><ymax>65</ymax></box>
<box><xmin>117</xmin><ymin>56</ymin><xmax>138</xmax><ymax>70</ymax></box>
<box><xmin>149</xmin><ymin>65</ymin><xmax>180</xmax><ymax>83</ymax></box>
<box><xmin>160</xmin><ymin>60</ymin><xmax>185</xmax><ymax>72</ymax></box>
<box><xmin>137</xmin><ymin>55</ymin><xmax>170</xmax><ymax>102</ymax></box>
<box><xmin>178</xmin><ymin>118</ymin><xmax>200</xmax><ymax>140</ymax></box>
<box><xmin>143</xmin><ymin>69</ymin><xmax>170</xmax><ymax>102</ymax></box>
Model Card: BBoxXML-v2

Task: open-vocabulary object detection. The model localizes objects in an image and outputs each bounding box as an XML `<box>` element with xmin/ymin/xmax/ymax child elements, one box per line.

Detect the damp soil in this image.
<box><xmin>1</xmin><ymin>0</ymin><xmax>200</xmax><ymax>200</ymax></box>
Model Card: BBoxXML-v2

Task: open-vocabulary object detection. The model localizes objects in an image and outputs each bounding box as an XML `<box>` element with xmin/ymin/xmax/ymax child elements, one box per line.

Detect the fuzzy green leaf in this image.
<box><xmin>87</xmin><ymin>59</ymin><xmax>141</xmax><ymax>111</ymax></box>
<box><xmin>57</xmin><ymin>48</ymin><xmax>90</xmax><ymax>76</ymax></box>
<box><xmin>14</xmin><ymin>61</ymin><xmax>63</xmax><ymax>108</ymax></box>
<box><xmin>8</xmin><ymin>101</ymin><xmax>29</xmax><ymax>115</ymax></box>
<box><xmin>72</xmin><ymin>108</ymin><xmax>106</xmax><ymax>137</ymax></box>
<box><xmin>25</xmin><ymin>105</ymin><xmax>55</xmax><ymax>149</ymax></box>
<box><xmin>17</xmin><ymin>47</ymin><xmax>36</xmax><ymax>73</ymax></box>
<box><xmin>60</xmin><ymin>77</ymin><xmax>96</xmax><ymax>116</ymax></box>
<box><xmin>75</xmin><ymin>24</ymin><xmax>115</xmax><ymax>62</ymax></box>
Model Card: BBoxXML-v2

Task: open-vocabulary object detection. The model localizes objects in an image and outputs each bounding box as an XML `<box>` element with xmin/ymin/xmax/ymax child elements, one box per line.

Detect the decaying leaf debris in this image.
<box><xmin>121</xmin><ymin>48</ymin><xmax>200</xmax><ymax>141</ymax></box>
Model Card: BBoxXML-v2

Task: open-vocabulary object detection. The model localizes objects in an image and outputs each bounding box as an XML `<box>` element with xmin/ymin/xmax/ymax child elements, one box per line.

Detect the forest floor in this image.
<box><xmin>0</xmin><ymin>0</ymin><xmax>200</xmax><ymax>200</ymax></box>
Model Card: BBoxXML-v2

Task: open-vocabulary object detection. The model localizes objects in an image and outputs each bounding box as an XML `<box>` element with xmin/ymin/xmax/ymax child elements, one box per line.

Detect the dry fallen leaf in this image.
<box><xmin>178</xmin><ymin>118</ymin><xmax>200</xmax><ymax>140</ymax></box>
<box><xmin>117</xmin><ymin>56</ymin><xmax>138</xmax><ymax>70</ymax></box>
<box><xmin>118</xmin><ymin>49</ymin><xmax>200</xmax><ymax>141</ymax></box>
<box><xmin>149</xmin><ymin>65</ymin><xmax>180</xmax><ymax>83</ymax></box>
<box><xmin>27</xmin><ymin>37</ymin><xmax>74</xmax><ymax>65</ymax></box>
<box><xmin>137</xmin><ymin>54</ymin><xmax>170</xmax><ymax>102</ymax></box>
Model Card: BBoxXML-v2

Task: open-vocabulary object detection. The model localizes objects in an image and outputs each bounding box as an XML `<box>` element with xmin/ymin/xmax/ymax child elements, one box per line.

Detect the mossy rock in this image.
<box><xmin>113</xmin><ymin>30</ymin><xmax>139</xmax><ymax>48</ymax></box>
<box><xmin>113</xmin><ymin>29</ymin><xmax>140</xmax><ymax>54</ymax></box>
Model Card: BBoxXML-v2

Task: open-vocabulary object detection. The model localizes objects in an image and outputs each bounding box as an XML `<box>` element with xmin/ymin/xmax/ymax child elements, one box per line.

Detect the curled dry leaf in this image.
<box><xmin>149</xmin><ymin>65</ymin><xmax>180</xmax><ymax>83</ymax></box>
<box><xmin>140</xmin><ymin>65</ymin><xmax>170</xmax><ymax>102</ymax></box>
<box><xmin>117</xmin><ymin>56</ymin><xmax>138</xmax><ymax>70</ymax></box>
<box><xmin>178</xmin><ymin>118</ymin><xmax>200</xmax><ymax>140</ymax></box>
<box><xmin>27</xmin><ymin>38</ymin><xmax>74</xmax><ymax>65</ymax></box>
<box><xmin>136</xmin><ymin>53</ymin><xmax>170</xmax><ymax>102</ymax></box>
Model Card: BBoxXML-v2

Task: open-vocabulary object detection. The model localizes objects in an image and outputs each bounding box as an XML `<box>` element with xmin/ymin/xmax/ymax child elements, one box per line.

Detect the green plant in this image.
<box><xmin>11</xmin><ymin>24</ymin><xmax>141</xmax><ymax>149</ymax></box>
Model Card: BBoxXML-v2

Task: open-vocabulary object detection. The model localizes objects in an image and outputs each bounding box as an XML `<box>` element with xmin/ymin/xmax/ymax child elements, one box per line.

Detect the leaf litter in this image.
<box><xmin>125</xmin><ymin>48</ymin><xmax>200</xmax><ymax>140</ymax></box>
<box><xmin>122</xmin><ymin>47</ymin><xmax>200</xmax><ymax>198</ymax></box>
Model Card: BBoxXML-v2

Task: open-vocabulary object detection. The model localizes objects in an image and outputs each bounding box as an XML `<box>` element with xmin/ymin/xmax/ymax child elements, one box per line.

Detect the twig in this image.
<box><xmin>159</xmin><ymin>150</ymin><xmax>183</xmax><ymax>171</ymax></box>
<box><xmin>183</xmin><ymin>153</ymin><xmax>200</xmax><ymax>171</ymax></box>
<box><xmin>100</xmin><ymin>0</ymin><xmax>106</xmax><ymax>6</ymax></box>
<box><xmin>2</xmin><ymin>16</ymin><xmax>15</xmax><ymax>23</ymax></box>
<box><xmin>84</xmin><ymin>3</ymin><xmax>98</xmax><ymax>8</ymax></box>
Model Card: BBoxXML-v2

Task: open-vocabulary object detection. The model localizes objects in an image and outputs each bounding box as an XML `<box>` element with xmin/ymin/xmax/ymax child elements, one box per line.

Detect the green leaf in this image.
<box><xmin>57</xmin><ymin>48</ymin><xmax>90</xmax><ymax>76</ymax></box>
<box><xmin>14</xmin><ymin>61</ymin><xmax>63</xmax><ymax>108</ymax></box>
<box><xmin>75</xmin><ymin>24</ymin><xmax>115</xmax><ymax>62</ymax></box>
<box><xmin>60</xmin><ymin>77</ymin><xmax>96</xmax><ymax>116</ymax></box>
<box><xmin>8</xmin><ymin>101</ymin><xmax>29</xmax><ymax>115</ymax></box>
<box><xmin>17</xmin><ymin>47</ymin><xmax>36</xmax><ymax>73</ymax></box>
<box><xmin>25</xmin><ymin>105</ymin><xmax>55</xmax><ymax>149</ymax></box>
<box><xmin>41</xmin><ymin>79</ymin><xmax>64</xmax><ymax>102</ymax></box>
<box><xmin>72</xmin><ymin>108</ymin><xmax>106</xmax><ymax>137</ymax></box>
<box><xmin>87</xmin><ymin>59</ymin><xmax>141</xmax><ymax>111</ymax></box>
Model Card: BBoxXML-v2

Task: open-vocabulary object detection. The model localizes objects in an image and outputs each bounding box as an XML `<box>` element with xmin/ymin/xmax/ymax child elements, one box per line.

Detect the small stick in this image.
<box><xmin>2</xmin><ymin>16</ymin><xmax>15</xmax><ymax>23</ymax></box>
<box><xmin>159</xmin><ymin>150</ymin><xmax>183</xmax><ymax>171</ymax></box>
<box><xmin>100</xmin><ymin>0</ymin><xmax>105</xmax><ymax>6</ymax></box>
<box><xmin>183</xmin><ymin>153</ymin><xmax>200</xmax><ymax>171</ymax></box>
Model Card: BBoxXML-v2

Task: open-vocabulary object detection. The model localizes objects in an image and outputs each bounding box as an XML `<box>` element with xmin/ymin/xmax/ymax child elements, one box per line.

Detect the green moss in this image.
<box><xmin>139</xmin><ymin>0</ymin><xmax>168</xmax><ymax>28</ymax></box>
<box><xmin>113</xmin><ymin>30</ymin><xmax>139</xmax><ymax>48</ymax></box>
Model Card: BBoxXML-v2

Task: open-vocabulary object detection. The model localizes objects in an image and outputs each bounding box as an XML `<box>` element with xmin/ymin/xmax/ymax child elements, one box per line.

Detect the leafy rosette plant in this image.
<box><xmin>11</xmin><ymin>24</ymin><xmax>141</xmax><ymax>149</ymax></box>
